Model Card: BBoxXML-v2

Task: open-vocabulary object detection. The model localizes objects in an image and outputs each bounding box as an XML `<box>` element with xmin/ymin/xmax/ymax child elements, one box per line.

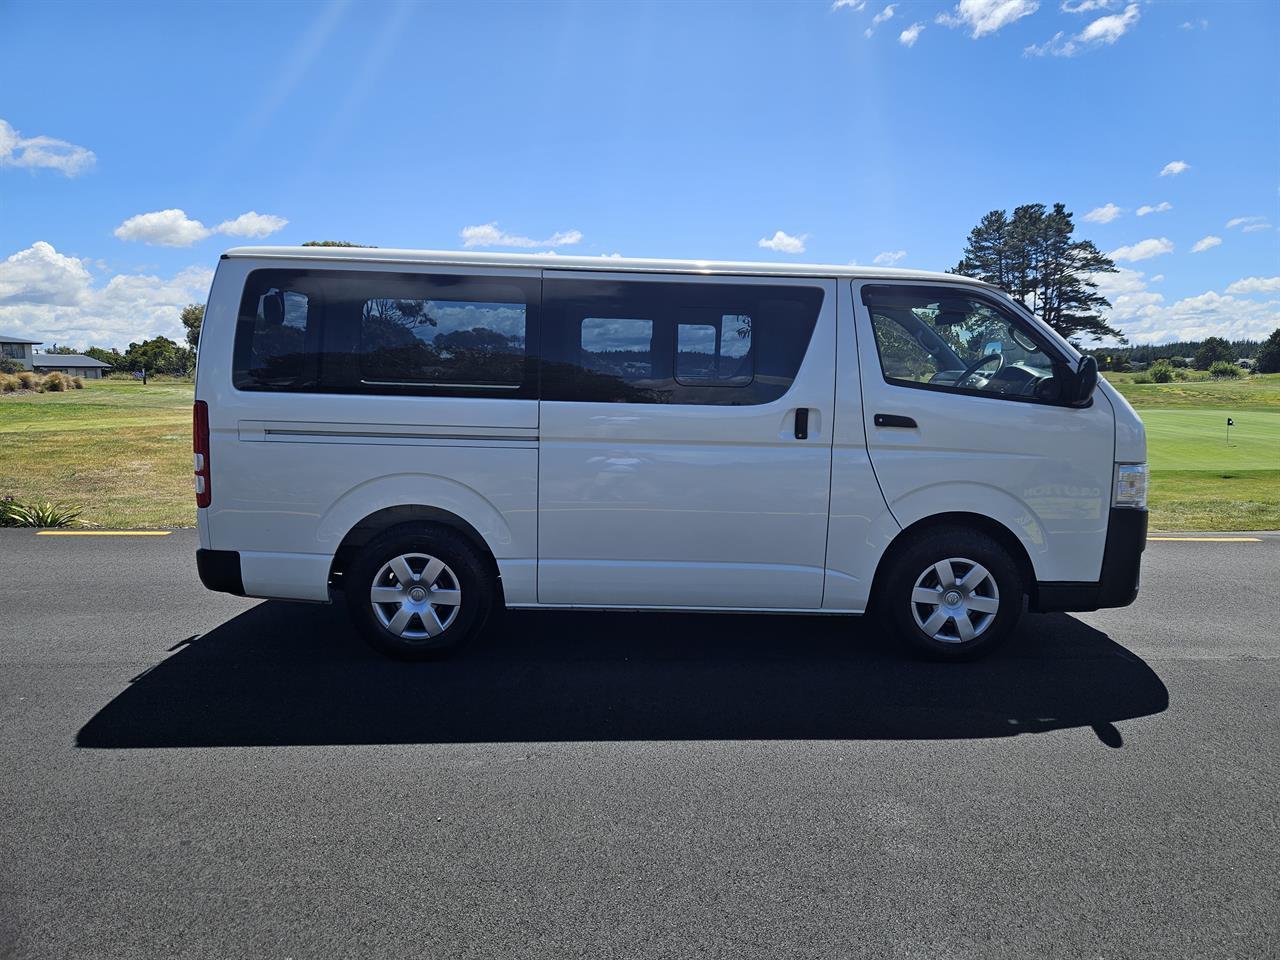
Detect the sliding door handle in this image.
<box><xmin>874</xmin><ymin>413</ymin><xmax>917</xmax><ymax>429</ymax></box>
<box><xmin>794</xmin><ymin>407</ymin><xmax>810</xmax><ymax>440</ymax></box>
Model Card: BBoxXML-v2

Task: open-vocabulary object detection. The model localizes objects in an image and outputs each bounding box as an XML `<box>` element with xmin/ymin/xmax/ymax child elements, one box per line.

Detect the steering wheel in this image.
<box><xmin>957</xmin><ymin>351</ymin><xmax>1004</xmax><ymax>387</ymax></box>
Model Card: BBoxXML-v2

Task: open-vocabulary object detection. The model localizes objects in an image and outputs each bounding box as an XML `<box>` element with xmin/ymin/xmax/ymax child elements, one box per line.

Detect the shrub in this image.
<box><xmin>72</xmin><ymin>376</ymin><xmax>84</xmax><ymax>389</ymax></box>
<box><xmin>1131</xmin><ymin>372</ymin><xmax>1153</xmax><ymax>384</ymax></box>
<box><xmin>42</xmin><ymin>372</ymin><xmax>68</xmax><ymax>392</ymax></box>
<box><xmin>0</xmin><ymin>373</ymin><xmax>17</xmax><ymax>393</ymax></box>
<box><xmin>16</xmin><ymin>371</ymin><xmax>37</xmax><ymax>389</ymax></box>
<box><xmin>1209</xmin><ymin>360</ymin><xmax>1242</xmax><ymax>379</ymax></box>
<box><xmin>0</xmin><ymin>497</ymin><xmax>84</xmax><ymax>528</ymax></box>
<box><xmin>0</xmin><ymin>357</ymin><xmax>24</xmax><ymax>374</ymax></box>
<box><xmin>1149</xmin><ymin>360</ymin><xmax>1175</xmax><ymax>383</ymax></box>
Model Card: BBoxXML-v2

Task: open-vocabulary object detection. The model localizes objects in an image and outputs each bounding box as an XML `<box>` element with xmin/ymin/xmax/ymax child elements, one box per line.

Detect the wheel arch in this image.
<box><xmin>868</xmin><ymin>512</ymin><xmax>1037</xmax><ymax>610</ymax></box>
<box><xmin>328</xmin><ymin>504</ymin><xmax>503</xmax><ymax>601</ymax></box>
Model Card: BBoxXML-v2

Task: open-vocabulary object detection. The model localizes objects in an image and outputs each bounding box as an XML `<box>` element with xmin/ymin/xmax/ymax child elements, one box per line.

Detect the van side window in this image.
<box><xmin>862</xmin><ymin>284</ymin><xmax>1066</xmax><ymax>404</ymax></box>
<box><xmin>676</xmin><ymin>315</ymin><xmax>753</xmax><ymax>386</ymax></box>
<box><xmin>233</xmin><ymin>269</ymin><xmax>539</xmax><ymax>397</ymax></box>
<box><xmin>233</xmin><ymin>276</ymin><xmax>320</xmax><ymax>390</ymax></box>
<box><xmin>358</xmin><ymin>297</ymin><xmax>526</xmax><ymax>387</ymax></box>
<box><xmin>543</xmin><ymin>279</ymin><xmax>820</xmax><ymax>405</ymax></box>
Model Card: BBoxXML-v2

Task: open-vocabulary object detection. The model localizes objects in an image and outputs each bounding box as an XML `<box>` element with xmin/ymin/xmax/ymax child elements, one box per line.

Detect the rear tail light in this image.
<box><xmin>193</xmin><ymin>400</ymin><xmax>211</xmax><ymax>508</ymax></box>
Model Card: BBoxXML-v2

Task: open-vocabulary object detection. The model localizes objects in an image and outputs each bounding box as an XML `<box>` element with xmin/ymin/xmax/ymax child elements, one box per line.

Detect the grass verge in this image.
<box><xmin>0</xmin><ymin>379</ymin><xmax>193</xmax><ymax>528</ymax></box>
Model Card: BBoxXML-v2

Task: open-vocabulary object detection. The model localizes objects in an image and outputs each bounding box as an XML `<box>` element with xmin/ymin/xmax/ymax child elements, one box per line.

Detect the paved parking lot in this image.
<box><xmin>1</xmin><ymin>530</ymin><xmax>1276</xmax><ymax>958</ymax></box>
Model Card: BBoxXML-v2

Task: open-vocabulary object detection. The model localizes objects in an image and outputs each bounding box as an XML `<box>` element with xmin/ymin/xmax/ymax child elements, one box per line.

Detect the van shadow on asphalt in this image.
<box><xmin>77</xmin><ymin>602</ymin><xmax>1168</xmax><ymax>748</ymax></box>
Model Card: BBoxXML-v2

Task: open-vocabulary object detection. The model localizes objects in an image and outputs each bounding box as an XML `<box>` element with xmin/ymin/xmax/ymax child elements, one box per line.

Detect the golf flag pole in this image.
<box><xmin>1226</xmin><ymin>416</ymin><xmax>1233</xmax><ymax>445</ymax></box>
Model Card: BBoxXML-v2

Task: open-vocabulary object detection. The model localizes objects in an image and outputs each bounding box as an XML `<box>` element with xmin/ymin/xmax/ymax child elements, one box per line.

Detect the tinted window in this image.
<box><xmin>233</xmin><ymin>275</ymin><xmax>319</xmax><ymax>389</ymax></box>
<box><xmin>862</xmin><ymin>284</ymin><xmax>1066</xmax><ymax>403</ymax></box>
<box><xmin>676</xmin><ymin>315</ymin><xmax>753</xmax><ymax>386</ymax></box>
<box><xmin>359</xmin><ymin>297</ymin><xmax>525</xmax><ymax>386</ymax></box>
<box><xmin>233</xmin><ymin>269</ymin><xmax>538</xmax><ymax>396</ymax></box>
<box><xmin>543</xmin><ymin>278</ymin><xmax>821</xmax><ymax>405</ymax></box>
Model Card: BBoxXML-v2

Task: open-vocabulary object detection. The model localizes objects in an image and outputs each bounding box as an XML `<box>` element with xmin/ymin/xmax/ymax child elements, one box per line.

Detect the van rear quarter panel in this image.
<box><xmin>196</xmin><ymin>258</ymin><xmax>539</xmax><ymax>602</ymax></box>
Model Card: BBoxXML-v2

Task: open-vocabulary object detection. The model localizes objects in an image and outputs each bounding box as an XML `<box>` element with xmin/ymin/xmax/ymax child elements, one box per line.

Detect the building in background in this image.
<box><xmin>0</xmin><ymin>333</ymin><xmax>43</xmax><ymax>370</ymax></box>
<box><xmin>31</xmin><ymin>353</ymin><xmax>112</xmax><ymax>378</ymax></box>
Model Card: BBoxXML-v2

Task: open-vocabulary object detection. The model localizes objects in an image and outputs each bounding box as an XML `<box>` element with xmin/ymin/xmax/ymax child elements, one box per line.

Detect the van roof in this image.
<box><xmin>221</xmin><ymin>246</ymin><xmax>1000</xmax><ymax>288</ymax></box>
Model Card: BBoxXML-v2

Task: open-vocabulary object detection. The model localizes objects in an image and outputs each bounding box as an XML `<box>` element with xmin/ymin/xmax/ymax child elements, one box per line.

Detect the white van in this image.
<box><xmin>194</xmin><ymin>247</ymin><xmax>1147</xmax><ymax>661</ymax></box>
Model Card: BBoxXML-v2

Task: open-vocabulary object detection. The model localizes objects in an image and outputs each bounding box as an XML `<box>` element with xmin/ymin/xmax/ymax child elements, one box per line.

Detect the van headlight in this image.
<box><xmin>1113</xmin><ymin>463</ymin><xmax>1148</xmax><ymax>510</ymax></box>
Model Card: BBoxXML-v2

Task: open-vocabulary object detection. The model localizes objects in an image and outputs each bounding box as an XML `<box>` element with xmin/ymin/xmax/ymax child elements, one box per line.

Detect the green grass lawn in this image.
<box><xmin>1</xmin><ymin>373</ymin><xmax>1276</xmax><ymax>531</ymax></box>
<box><xmin>1106</xmin><ymin>373</ymin><xmax>1280</xmax><ymax>531</ymax></box>
<box><xmin>0</xmin><ymin>379</ymin><xmax>194</xmax><ymax>528</ymax></box>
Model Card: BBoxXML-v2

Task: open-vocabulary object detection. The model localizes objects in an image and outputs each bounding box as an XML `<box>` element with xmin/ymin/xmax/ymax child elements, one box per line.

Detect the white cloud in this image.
<box><xmin>1025</xmin><ymin>2</ymin><xmax>1138</xmax><ymax>56</ymax></box>
<box><xmin>899</xmin><ymin>22</ymin><xmax>925</xmax><ymax>46</ymax></box>
<box><xmin>1108</xmin><ymin>237</ymin><xmax>1174</xmax><ymax>262</ymax></box>
<box><xmin>1159</xmin><ymin>160</ymin><xmax>1190</xmax><ymax>177</ymax></box>
<box><xmin>1061</xmin><ymin>0</ymin><xmax>1110</xmax><ymax>11</ymax></box>
<box><xmin>1093</xmin><ymin>267</ymin><xmax>1280</xmax><ymax>343</ymax></box>
<box><xmin>1077</xmin><ymin>2</ymin><xmax>1139</xmax><ymax>44</ymax></box>
<box><xmin>459</xmin><ymin>223</ymin><xmax>583</xmax><ymax>249</ymax></box>
<box><xmin>114</xmin><ymin>208</ymin><xmax>288</xmax><ymax>246</ymax></box>
<box><xmin>864</xmin><ymin>4</ymin><xmax>895</xmax><ymax>36</ymax></box>
<box><xmin>0</xmin><ymin>118</ymin><xmax>96</xmax><ymax>177</ymax></box>
<box><xmin>0</xmin><ymin>241</ymin><xmax>213</xmax><ymax>349</ymax></box>
<box><xmin>1084</xmin><ymin>203</ymin><xmax>1123</xmax><ymax>224</ymax></box>
<box><xmin>1180</xmin><ymin>19</ymin><xmax>1209</xmax><ymax>31</ymax></box>
<box><xmin>114</xmin><ymin>209</ymin><xmax>212</xmax><ymax>247</ymax></box>
<box><xmin>1136</xmin><ymin>201</ymin><xmax>1172</xmax><ymax>216</ymax></box>
<box><xmin>938</xmin><ymin>0</ymin><xmax>1039</xmax><ymax>38</ymax></box>
<box><xmin>1226</xmin><ymin>215</ymin><xmax>1273</xmax><ymax>234</ymax></box>
<box><xmin>215</xmin><ymin>211</ymin><xmax>289</xmax><ymax>238</ymax></box>
<box><xmin>1225</xmin><ymin>277</ymin><xmax>1280</xmax><ymax>296</ymax></box>
<box><xmin>1190</xmin><ymin>235</ymin><xmax>1222</xmax><ymax>253</ymax></box>
<box><xmin>758</xmin><ymin>230</ymin><xmax>807</xmax><ymax>254</ymax></box>
<box><xmin>1149</xmin><ymin>274</ymin><xmax>1164</xmax><ymax>283</ymax></box>
<box><xmin>832</xmin><ymin>0</ymin><xmax>867</xmax><ymax>9</ymax></box>
<box><xmin>873</xmin><ymin>250</ymin><xmax>908</xmax><ymax>265</ymax></box>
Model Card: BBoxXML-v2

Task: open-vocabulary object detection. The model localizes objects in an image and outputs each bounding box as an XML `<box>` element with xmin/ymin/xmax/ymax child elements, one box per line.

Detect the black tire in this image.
<box><xmin>880</xmin><ymin>525</ymin><xmax>1024</xmax><ymax>661</ymax></box>
<box><xmin>345</xmin><ymin>523</ymin><xmax>496</xmax><ymax>661</ymax></box>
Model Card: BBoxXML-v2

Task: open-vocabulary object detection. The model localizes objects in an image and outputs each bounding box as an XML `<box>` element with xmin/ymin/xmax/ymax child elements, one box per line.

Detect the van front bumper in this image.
<box><xmin>196</xmin><ymin>549</ymin><xmax>245</xmax><ymax>596</ymax></box>
<box><xmin>1032</xmin><ymin>508</ymin><xmax>1147</xmax><ymax>613</ymax></box>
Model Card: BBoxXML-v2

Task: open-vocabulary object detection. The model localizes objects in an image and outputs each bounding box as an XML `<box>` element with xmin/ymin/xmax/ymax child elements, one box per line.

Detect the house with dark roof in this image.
<box><xmin>0</xmin><ymin>332</ymin><xmax>43</xmax><ymax>371</ymax></box>
<box><xmin>31</xmin><ymin>353</ymin><xmax>112</xmax><ymax>378</ymax></box>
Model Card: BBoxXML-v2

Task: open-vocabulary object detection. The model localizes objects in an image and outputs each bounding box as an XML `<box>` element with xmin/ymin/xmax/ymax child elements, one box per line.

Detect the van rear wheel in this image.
<box><xmin>881</xmin><ymin>526</ymin><xmax>1023</xmax><ymax>661</ymax></box>
<box><xmin>346</xmin><ymin>524</ymin><xmax>495</xmax><ymax>661</ymax></box>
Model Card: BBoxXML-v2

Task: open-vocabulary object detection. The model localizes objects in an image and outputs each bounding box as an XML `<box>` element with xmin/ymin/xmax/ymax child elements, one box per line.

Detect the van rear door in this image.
<box><xmin>536</xmin><ymin>272</ymin><xmax>836</xmax><ymax>609</ymax></box>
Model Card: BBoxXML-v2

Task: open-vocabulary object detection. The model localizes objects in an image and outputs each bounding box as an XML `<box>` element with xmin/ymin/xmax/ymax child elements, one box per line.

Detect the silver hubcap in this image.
<box><xmin>370</xmin><ymin>552</ymin><xmax>462</xmax><ymax>640</ymax></box>
<box><xmin>910</xmin><ymin>557</ymin><xmax>1000</xmax><ymax>644</ymax></box>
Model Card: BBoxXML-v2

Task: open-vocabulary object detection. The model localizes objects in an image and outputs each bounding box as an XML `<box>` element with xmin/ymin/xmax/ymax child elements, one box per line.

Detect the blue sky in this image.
<box><xmin>1</xmin><ymin>0</ymin><xmax>1276</xmax><ymax>350</ymax></box>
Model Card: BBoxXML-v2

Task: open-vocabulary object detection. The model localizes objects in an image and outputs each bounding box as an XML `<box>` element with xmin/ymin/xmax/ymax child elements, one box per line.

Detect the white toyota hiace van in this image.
<box><xmin>194</xmin><ymin>247</ymin><xmax>1147</xmax><ymax>661</ymax></box>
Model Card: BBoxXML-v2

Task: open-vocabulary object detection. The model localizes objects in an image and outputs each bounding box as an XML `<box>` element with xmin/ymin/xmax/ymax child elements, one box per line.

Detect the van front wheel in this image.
<box><xmin>346</xmin><ymin>525</ymin><xmax>495</xmax><ymax>660</ymax></box>
<box><xmin>881</xmin><ymin>526</ymin><xmax>1023</xmax><ymax>661</ymax></box>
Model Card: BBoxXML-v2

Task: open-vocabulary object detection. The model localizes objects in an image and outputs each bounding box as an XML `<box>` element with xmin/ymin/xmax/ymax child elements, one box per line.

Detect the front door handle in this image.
<box><xmin>874</xmin><ymin>413</ymin><xmax>917</xmax><ymax>428</ymax></box>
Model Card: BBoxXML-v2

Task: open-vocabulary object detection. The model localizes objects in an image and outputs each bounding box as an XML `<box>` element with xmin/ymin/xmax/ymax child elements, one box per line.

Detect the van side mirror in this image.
<box><xmin>1068</xmin><ymin>355</ymin><xmax>1098</xmax><ymax>407</ymax></box>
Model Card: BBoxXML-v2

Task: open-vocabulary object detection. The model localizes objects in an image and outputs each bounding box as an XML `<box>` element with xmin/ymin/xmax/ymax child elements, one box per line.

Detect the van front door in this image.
<box><xmin>854</xmin><ymin>281</ymin><xmax>1115</xmax><ymax>584</ymax></box>
<box><xmin>536</xmin><ymin>272</ymin><xmax>836</xmax><ymax>609</ymax></box>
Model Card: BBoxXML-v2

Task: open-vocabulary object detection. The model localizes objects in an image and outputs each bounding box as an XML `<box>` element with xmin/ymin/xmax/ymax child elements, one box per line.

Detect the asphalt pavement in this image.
<box><xmin>1</xmin><ymin>529</ymin><xmax>1277</xmax><ymax>959</ymax></box>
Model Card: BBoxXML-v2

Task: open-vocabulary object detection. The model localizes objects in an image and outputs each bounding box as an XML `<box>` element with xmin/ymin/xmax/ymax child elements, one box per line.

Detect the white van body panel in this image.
<box><xmin>852</xmin><ymin>280</ymin><xmax>1115</xmax><ymax>583</ymax></box>
<box><xmin>1099</xmin><ymin>377</ymin><xmax>1147</xmax><ymax>463</ymax></box>
<box><xmin>823</xmin><ymin>278</ymin><xmax>903</xmax><ymax>611</ymax></box>
<box><xmin>196</xmin><ymin>256</ymin><xmax>541</xmax><ymax>602</ymax></box>
<box><xmin>537</xmin><ymin>272</ymin><xmax>839</xmax><ymax>609</ymax></box>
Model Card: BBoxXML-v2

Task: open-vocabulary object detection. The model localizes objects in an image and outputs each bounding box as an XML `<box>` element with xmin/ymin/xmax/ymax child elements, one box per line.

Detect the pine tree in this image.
<box><xmin>952</xmin><ymin>203</ymin><xmax>1124</xmax><ymax>343</ymax></box>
